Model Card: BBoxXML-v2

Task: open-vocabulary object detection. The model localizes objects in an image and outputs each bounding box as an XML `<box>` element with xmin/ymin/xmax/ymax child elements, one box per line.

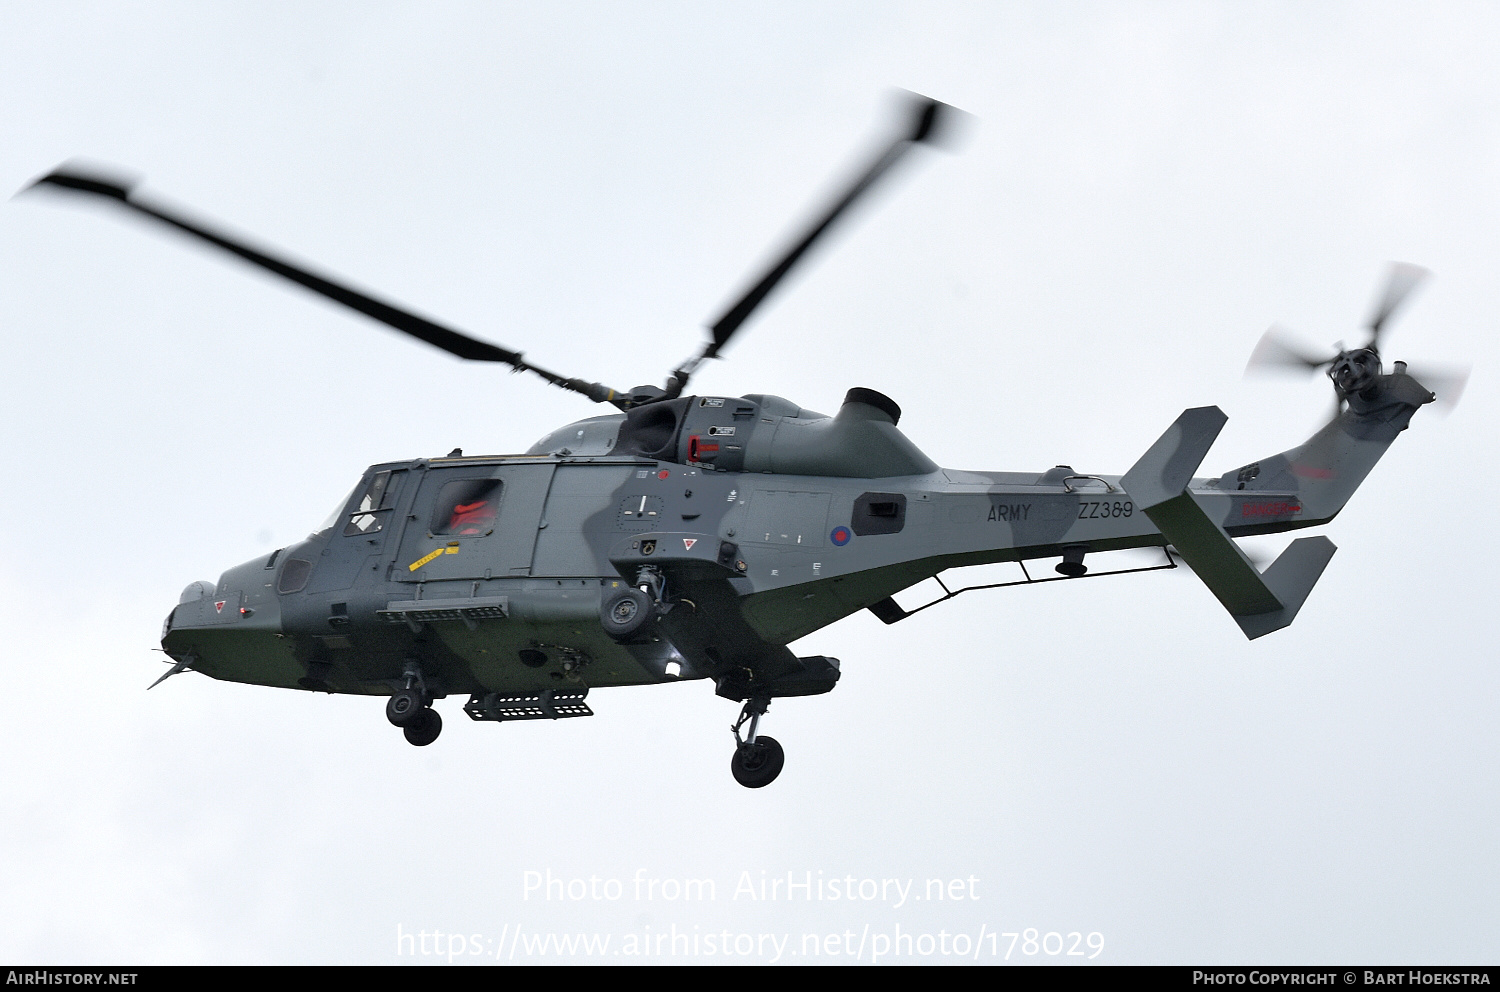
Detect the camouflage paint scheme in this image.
<box><xmin>161</xmin><ymin>368</ymin><xmax>1433</xmax><ymax>709</ymax></box>
<box><xmin>29</xmin><ymin>95</ymin><xmax>1440</xmax><ymax>771</ymax></box>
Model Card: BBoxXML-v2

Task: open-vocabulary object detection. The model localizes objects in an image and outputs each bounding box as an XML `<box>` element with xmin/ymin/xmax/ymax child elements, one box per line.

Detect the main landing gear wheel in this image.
<box><xmin>403</xmin><ymin>707</ymin><xmax>442</xmax><ymax>747</ymax></box>
<box><xmin>600</xmin><ymin>586</ymin><xmax>653</xmax><ymax>640</ymax></box>
<box><xmin>386</xmin><ymin>687</ymin><xmax>426</xmax><ymax>727</ymax></box>
<box><xmin>731</xmin><ymin>736</ymin><xmax>784</xmax><ymax>788</ymax></box>
<box><xmin>729</xmin><ymin>696</ymin><xmax>783</xmax><ymax>788</ymax></box>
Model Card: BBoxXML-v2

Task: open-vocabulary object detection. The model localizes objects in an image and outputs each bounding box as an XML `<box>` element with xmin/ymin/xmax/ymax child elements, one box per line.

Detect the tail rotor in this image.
<box><xmin>1245</xmin><ymin>263</ymin><xmax>1468</xmax><ymax>416</ymax></box>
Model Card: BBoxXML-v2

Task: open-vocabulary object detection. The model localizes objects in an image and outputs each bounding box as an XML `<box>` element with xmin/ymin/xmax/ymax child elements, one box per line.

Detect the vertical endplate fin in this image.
<box><xmin>1120</xmin><ymin>407</ymin><xmax>1337</xmax><ymax>640</ymax></box>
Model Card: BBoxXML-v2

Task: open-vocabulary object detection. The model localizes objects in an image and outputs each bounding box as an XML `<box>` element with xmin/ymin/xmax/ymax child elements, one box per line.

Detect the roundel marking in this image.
<box><xmin>830</xmin><ymin>526</ymin><xmax>852</xmax><ymax>546</ymax></box>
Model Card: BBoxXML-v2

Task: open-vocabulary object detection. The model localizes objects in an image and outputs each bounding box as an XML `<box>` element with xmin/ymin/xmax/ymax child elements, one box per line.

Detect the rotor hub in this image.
<box><xmin>1328</xmin><ymin>349</ymin><xmax>1381</xmax><ymax>397</ymax></box>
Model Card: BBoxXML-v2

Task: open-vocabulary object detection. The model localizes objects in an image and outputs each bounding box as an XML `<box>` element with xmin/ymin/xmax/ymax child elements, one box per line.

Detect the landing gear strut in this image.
<box><xmin>386</xmin><ymin>662</ymin><xmax>442</xmax><ymax>746</ymax></box>
<box><xmin>730</xmin><ymin>697</ymin><xmax>783</xmax><ymax>788</ymax></box>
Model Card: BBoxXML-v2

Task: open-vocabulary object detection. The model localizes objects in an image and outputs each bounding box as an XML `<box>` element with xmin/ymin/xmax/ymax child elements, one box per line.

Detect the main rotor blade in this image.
<box><xmin>1366</xmin><ymin>261</ymin><xmax>1429</xmax><ymax>346</ymax></box>
<box><xmin>699</xmin><ymin>93</ymin><xmax>959</xmax><ymax>365</ymax></box>
<box><xmin>25</xmin><ymin>166</ymin><xmax>627</xmax><ymax>406</ymax></box>
<box><xmin>1245</xmin><ymin>325</ymin><xmax>1335</xmax><ymax>374</ymax></box>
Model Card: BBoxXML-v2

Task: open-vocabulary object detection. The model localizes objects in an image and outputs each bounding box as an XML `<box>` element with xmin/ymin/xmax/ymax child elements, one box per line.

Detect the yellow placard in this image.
<box><xmin>408</xmin><ymin>543</ymin><xmax>461</xmax><ymax>572</ymax></box>
<box><xmin>408</xmin><ymin>548</ymin><xmax>445</xmax><ymax>572</ymax></box>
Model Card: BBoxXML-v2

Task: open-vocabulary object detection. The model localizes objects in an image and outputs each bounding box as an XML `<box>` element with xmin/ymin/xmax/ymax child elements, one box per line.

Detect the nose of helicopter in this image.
<box><xmin>164</xmin><ymin>556</ymin><xmax>272</xmax><ymax>631</ymax></box>
<box><xmin>157</xmin><ymin>552</ymin><xmax>302</xmax><ymax>690</ymax></box>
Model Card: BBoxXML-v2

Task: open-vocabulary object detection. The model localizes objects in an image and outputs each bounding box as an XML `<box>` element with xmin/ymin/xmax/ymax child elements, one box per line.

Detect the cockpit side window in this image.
<box><xmin>316</xmin><ymin>484</ymin><xmax>360</xmax><ymax>535</ymax></box>
<box><xmin>431</xmin><ymin>479</ymin><xmax>503</xmax><ymax>537</ymax></box>
<box><xmin>343</xmin><ymin>470</ymin><xmax>400</xmax><ymax>536</ymax></box>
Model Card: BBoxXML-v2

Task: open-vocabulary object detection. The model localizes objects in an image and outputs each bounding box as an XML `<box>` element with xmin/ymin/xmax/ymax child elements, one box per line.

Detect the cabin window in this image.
<box><xmin>851</xmin><ymin>492</ymin><xmax>907</xmax><ymax>536</ymax></box>
<box><xmin>343</xmin><ymin>470</ymin><xmax>399</xmax><ymax>536</ymax></box>
<box><xmin>431</xmin><ymin>479</ymin><xmax>503</xmax><ymax>537</ymax></box>
<box><xmin>276</xmin><ymin>558</ymin><xmax>313</xmax><ymax>594</ymax></box>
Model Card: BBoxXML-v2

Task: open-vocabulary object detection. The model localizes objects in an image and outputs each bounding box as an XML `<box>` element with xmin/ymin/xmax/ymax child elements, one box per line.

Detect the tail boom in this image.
<box><xmin>1123</xmin><ymin>373</ymin><xmax>1429</xmax><ymax>638</ymax></box>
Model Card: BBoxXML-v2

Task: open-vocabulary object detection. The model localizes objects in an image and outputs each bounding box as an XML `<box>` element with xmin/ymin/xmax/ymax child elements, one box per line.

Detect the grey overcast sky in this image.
<box><xmin>0</xmin><ymin>1</ymin><xmax>1495</xmax><ymax>966</ymax></box>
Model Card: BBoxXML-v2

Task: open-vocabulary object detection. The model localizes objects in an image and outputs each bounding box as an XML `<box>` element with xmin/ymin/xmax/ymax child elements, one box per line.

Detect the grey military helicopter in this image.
<box><xmin>25</xmin><ymin>95</ymin><xmax>1462</xmax><ymax>788</ymax></box>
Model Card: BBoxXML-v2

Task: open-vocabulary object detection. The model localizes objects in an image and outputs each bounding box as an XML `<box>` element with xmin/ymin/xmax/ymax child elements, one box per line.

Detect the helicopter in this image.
<box><xmin>23</xmin><ymin>94</ymin><xmax>1462</xmax><ymax>788</ymax></box>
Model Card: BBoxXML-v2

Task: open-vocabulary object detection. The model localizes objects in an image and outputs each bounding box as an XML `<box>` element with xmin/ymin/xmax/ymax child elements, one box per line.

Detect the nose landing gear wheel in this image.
<box><xmin>730</xmin><ymin>735</ymin><xmax>784</xmax><ymax>788</ymax></box>
<box><xmin>403</xmin><ymin>707</ymin><xmax>442</xmax><ymax>746</ymax></box>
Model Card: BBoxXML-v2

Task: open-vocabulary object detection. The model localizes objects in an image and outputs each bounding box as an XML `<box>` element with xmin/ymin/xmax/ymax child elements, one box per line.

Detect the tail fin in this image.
<box><xmin>1217</xmin><ymin>370</ymin><xmax>1433</xmax><ymax>525</ymax></box>
<box><xmin>1121</xmin><ymin>407</ymin><xmax>1336</xmax><ymax>639</ymax></box>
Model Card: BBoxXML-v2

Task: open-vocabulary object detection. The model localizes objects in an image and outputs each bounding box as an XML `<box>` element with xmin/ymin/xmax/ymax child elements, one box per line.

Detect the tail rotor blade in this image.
<box><xmin>1245</xmin><ymin>325</ymin><xmax>1335</xmax><ymax>374</ymax></box>
<box><xmin>1366</xmin><ymin>262</ymin><xmax>1430</xmax><ymax>346</ymax></box>
<box><xmin>1403</xmin><ymin>361</ymin><xmax>1471</xmax><ymax>412</ymax></box>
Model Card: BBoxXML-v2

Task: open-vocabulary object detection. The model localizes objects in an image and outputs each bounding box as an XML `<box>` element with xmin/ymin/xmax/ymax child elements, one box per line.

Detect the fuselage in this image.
<box><xmin>161</xmin><ymin>389</ymin><xmax>1325</xmax><ymax>703</ymax></box>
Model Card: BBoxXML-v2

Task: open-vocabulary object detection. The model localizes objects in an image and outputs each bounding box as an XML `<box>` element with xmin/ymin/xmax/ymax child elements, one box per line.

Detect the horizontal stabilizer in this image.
<box><xmin>1122</xmin><ymin>406</ymin><xmax>1229</xmax><ymax>506</ymax></box>
<box><xmin>1232</xmin><ymin>537</ymin><xmax>1336</xmax><ymax>639</ymax></box>
<box><xmin>1121</xmin><ymin>407</ymin><xmax>1337</xmax><ymax>640</ymax></box>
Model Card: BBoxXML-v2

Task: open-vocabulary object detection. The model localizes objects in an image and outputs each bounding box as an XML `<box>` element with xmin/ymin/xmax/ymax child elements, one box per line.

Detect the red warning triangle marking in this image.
<box><xmin>214</xmin><ymin>601</ymin><xmax>226</xmax><ymax>613</ymax></box>
<box><xmin>683</xmin><ymin>538</ymin><xmax>697</xmax><ymax>551</ymax></box>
